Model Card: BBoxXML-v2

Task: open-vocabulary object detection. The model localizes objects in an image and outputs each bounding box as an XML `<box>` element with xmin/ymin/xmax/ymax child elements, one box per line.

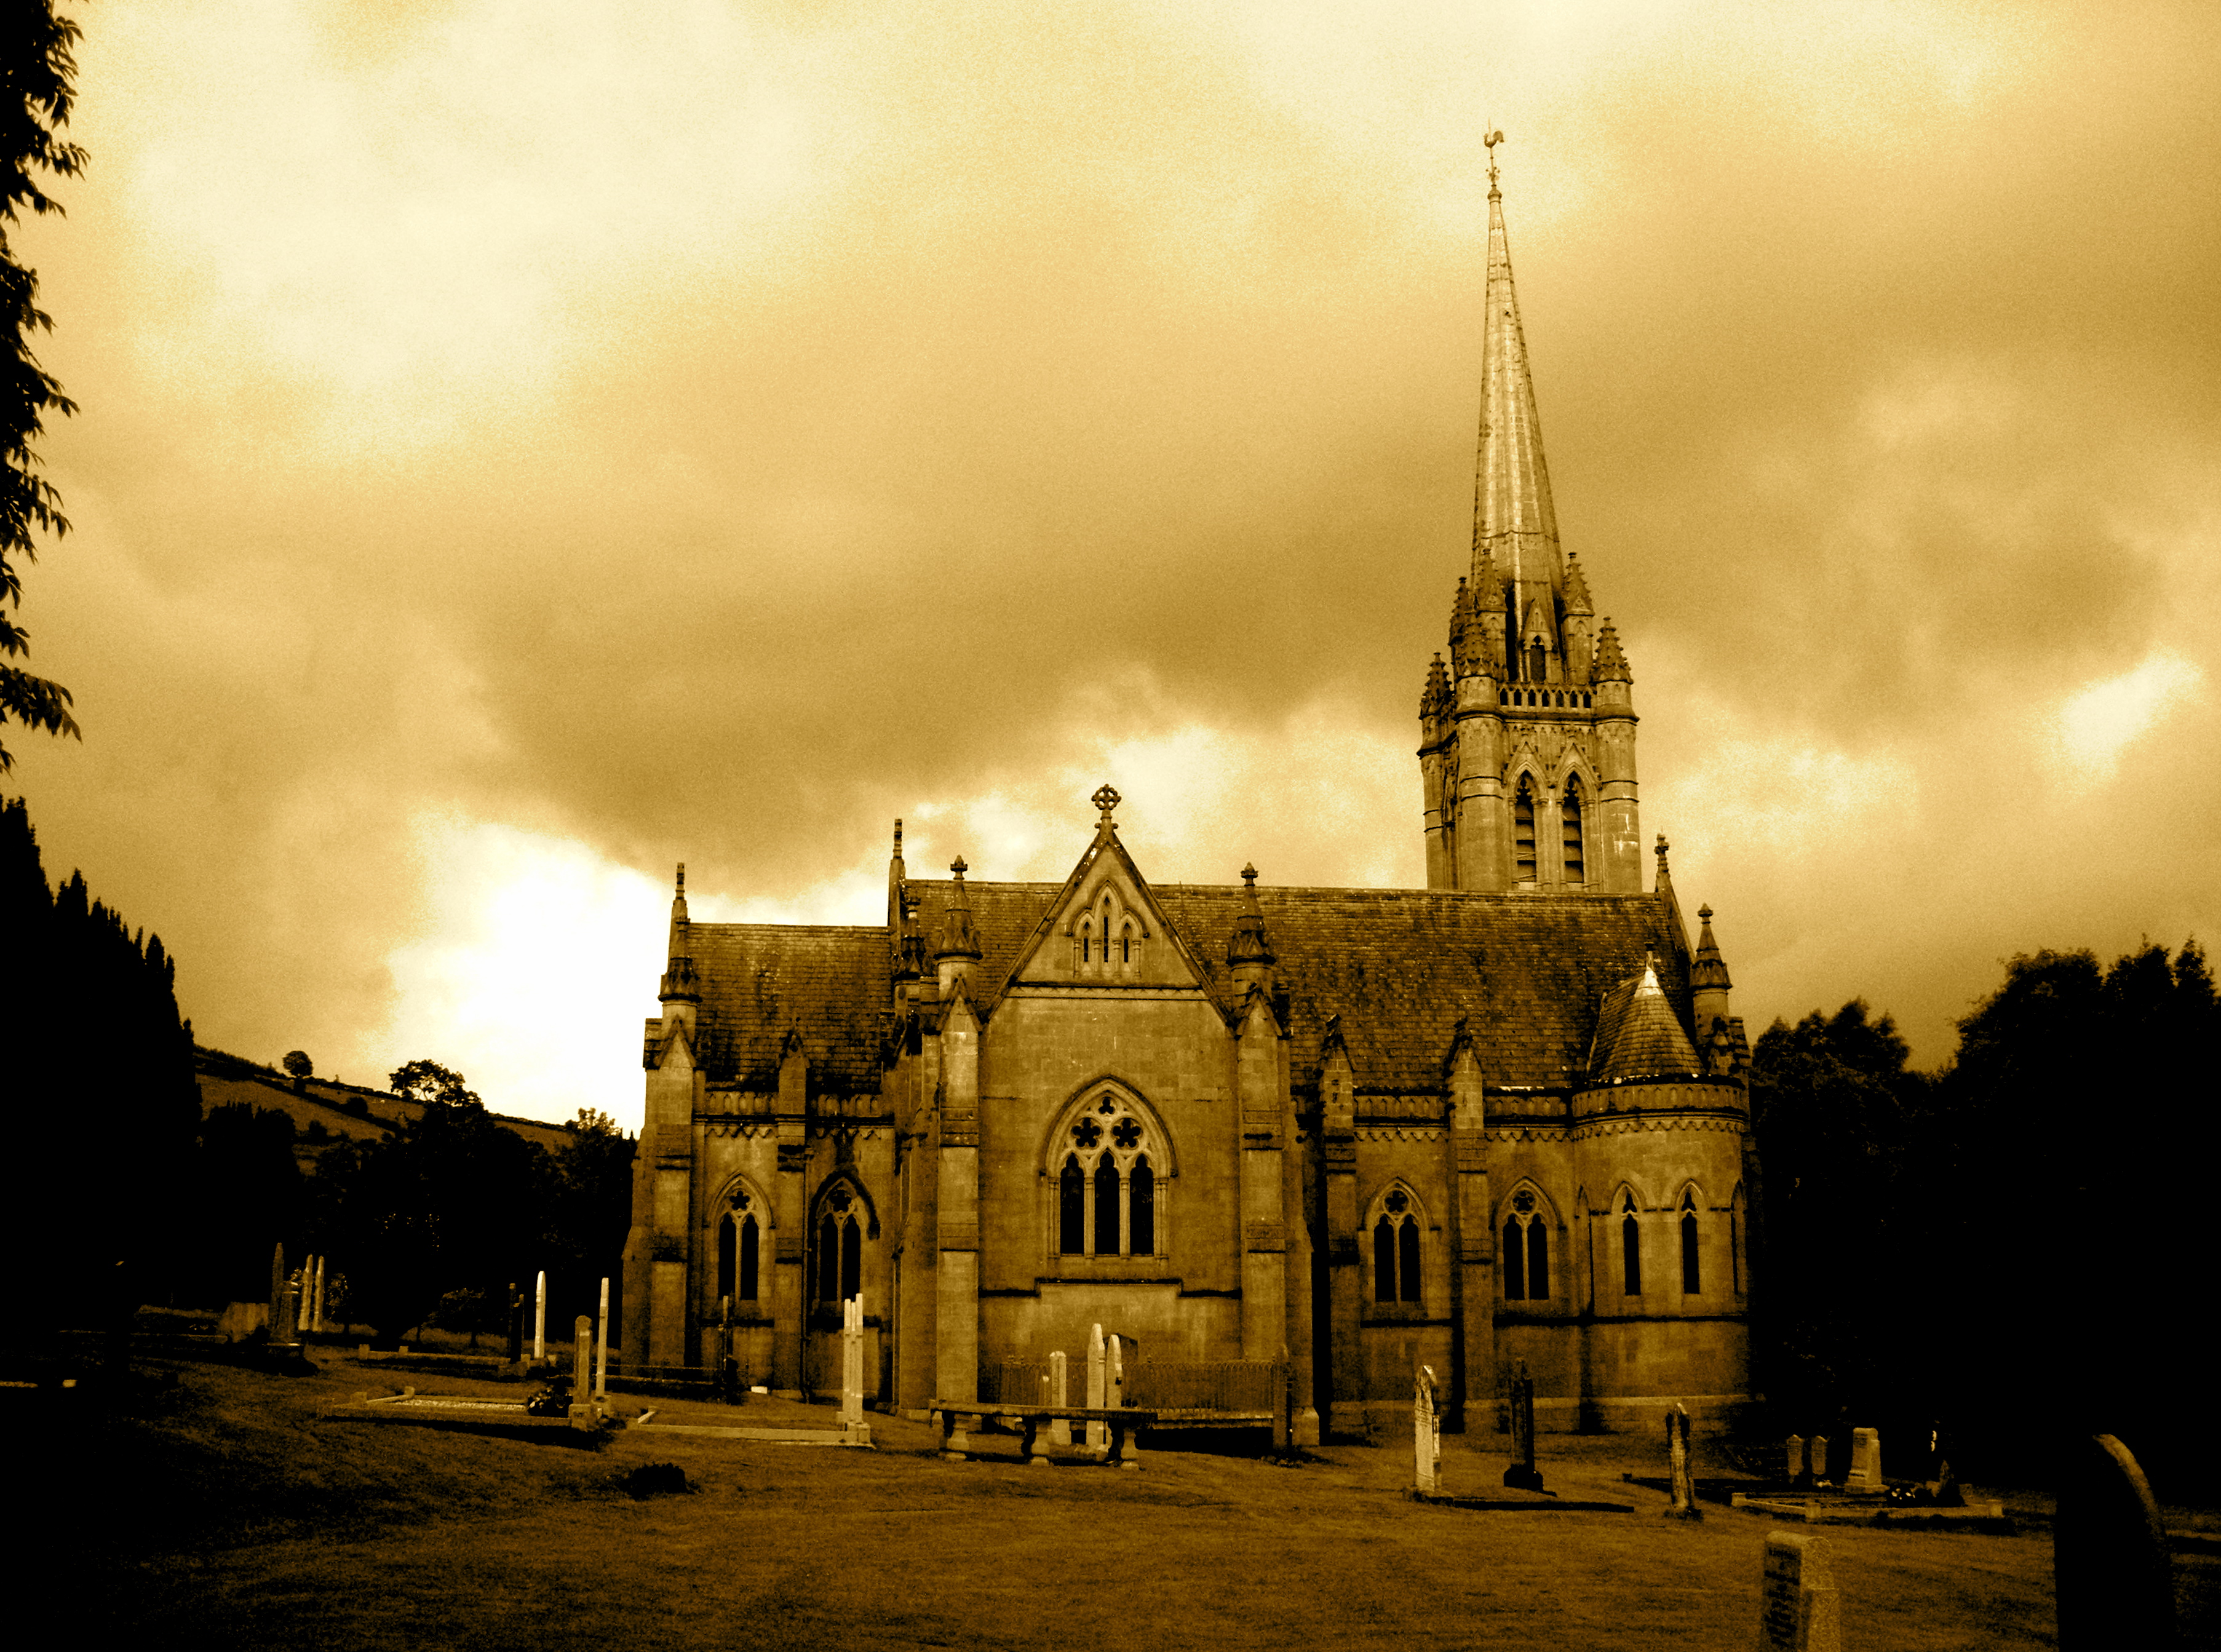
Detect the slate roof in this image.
<box><xmin>683</xmin><ymin>923</ymin><xmax>892</xmax><ymax>1095</ymax></box>
<box><xmin>1153</xmin><ymin>884</ymin><xmax>1691</xmax><ymax>1091</ymax></box>
<box><xmin>1587</xmin><ymin>963</ymin><xmax>1702</xmax><ymax>1082</ymax></box>
<box><xmin>683</xmin><ymin>875</ymin><xmax>1695</xmax><ymax>1097</ymax></box>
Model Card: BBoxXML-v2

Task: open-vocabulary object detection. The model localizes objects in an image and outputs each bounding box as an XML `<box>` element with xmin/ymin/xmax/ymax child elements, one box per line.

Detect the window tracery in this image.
<box><xmin>717</xmin><ymin>1189</ymin><xmax>760</xmax><ymax>1304</ymax></box>
<box><xmin>814</xmin><ymin>1182</ymin><xmax>864</xmax><ymax>1303</ymax></box>
<box><xmin>1370</xmin><ymin>1185</ymin><xmax>1424</xmax><ymax>1305</ymax></box>
<box><xmin>1052</xmin><ymin>1091</ymin><xmax>1163</xmax><ymax>1257</ymax></box>
<box><xmin>1501</xmin><ymin>1186</ymin><xmax>1550</xmax><ymax>1301</ymax></box>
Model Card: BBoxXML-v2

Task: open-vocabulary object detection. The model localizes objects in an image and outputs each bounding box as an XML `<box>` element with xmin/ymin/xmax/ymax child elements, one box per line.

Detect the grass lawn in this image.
<box><xmin>27</xmin><ymin>1351</ymin><xmax>2110</xmax><ymax>1650</ymax></box>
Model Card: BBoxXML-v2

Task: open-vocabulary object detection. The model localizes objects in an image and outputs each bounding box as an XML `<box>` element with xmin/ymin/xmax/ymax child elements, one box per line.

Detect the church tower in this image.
<box><xmin>1420</xmin><ymin>144</ymin><xmax>1642</xmax><ymax>894</ymax></box>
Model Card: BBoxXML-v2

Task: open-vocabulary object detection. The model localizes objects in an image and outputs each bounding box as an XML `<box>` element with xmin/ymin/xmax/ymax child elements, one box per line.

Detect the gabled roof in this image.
<box><xmin>683</xmin><ymin>879</ymin><xmax>1692</xmax><ymax>1097</ymax></box>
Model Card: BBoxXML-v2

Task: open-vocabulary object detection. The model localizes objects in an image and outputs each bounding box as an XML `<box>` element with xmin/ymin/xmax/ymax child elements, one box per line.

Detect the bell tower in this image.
<box><xmin>1420</xmin><ymin>136</ymin><xmax>1642</xmax><ymax>894</ymax></box>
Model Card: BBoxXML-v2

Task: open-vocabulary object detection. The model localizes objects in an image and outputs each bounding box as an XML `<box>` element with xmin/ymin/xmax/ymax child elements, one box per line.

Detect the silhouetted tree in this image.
<box><xmin>0</xmin><ymin>796</ymin><xmax>200</xmax><ymax>1339</ymax></box>
<box><xmin>1</xmin><ymin>4</ymin><xmax>85</xmax><ymax>771</ymax></box>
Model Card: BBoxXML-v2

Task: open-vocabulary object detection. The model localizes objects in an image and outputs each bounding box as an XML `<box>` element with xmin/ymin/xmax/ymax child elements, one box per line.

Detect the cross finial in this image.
<box><xmin>1655</xmin><ymin>833</ymin><xmax>1669</xmax><ymax>860</ymax></box>
<box><xmin>1091</xmin><ymin>784</ymin><xmax>1121</xmax><ymax>824</ymax></box>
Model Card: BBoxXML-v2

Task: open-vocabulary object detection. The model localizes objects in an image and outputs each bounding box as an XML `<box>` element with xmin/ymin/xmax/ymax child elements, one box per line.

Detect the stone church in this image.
<box><xmin>623</xmin><ymin>168</ymin><xmax>1755</xmax><ymax>1436</ymax></box>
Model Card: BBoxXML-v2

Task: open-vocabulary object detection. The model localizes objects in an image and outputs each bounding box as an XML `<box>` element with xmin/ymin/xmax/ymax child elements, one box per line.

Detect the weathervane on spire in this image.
<box><xmin>1485</xmin><ymin>127</ymin><xmax>1505</xmax><ymax>194</ymax></box>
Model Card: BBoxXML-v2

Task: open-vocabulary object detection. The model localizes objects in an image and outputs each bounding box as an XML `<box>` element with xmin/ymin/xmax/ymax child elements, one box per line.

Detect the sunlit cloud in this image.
<box><xmin>2052</xmin><ymin>650</ymin><xmax>2206</xmax><ymax>788</ymax></box>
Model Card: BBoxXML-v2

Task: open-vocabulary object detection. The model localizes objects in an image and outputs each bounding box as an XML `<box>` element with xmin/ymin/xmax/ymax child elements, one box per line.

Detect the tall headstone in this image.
<box><xmin>1412</xmin><ymin>1364</ymin><xmax>1440</xmax><ymax>1495</ymax></box>
<box><xmin>1760</xmin><ymin>1532</ymin><xmax>1841</xmax><ymax>1652</ymax></box>
<box><xmin>2055</xmin><ymin>1433</ymin><xmax>2175</xmax><ymax>1650</ymax></box>
<box><xmin>1086</xmin><ymin>1324</ymin><xmax>1107</xmax><ymax>1452</ymax></box>
<box><xmin>1787</xmin><ymin>1434</ymin><xmax>1809</xmax><ymax>1490</ymax></box>
<box><xmin>1108</xmin><ymin>1334</ymin><xmax>1126</xmax><ymax>1415</ymax></box>
<box><xmin>533</xmin><ymin>1270</ymin><xmax>547</xmax><ymax>1362</ymax></box>
<box><xmin>1049</xmin><ymin>1350</ymin><xmax>1071</xmax><ymax>1446</ymax></box>
<box><xmin>1504</xmin><ymin>1363</ymin><xmax>1544</xmax><ymax>1490</ymax></box>
<box><xmin>275</xmin><ymin>1271</ymin><xmax>302</xmax><ymax>1351</ymax></box>
<box><xmin>841</xmin><ymin>1293</ymin><xmax>868</xmax><ymax>1442</ymax></box>
<box><xmin>311</xmin><ymin>1256</ymin><xmax>327</xmax><ymax>1335</ymax></box>
<box><xmin>568</xmin><ymin>1315</ymin><xmax>595</xmax><ymax>1429</ymax></box>
<box><xmin>1666</xmin><ymin>1404</ymin><xmax>1701</xmax><ymax>1519</ymax></box>
<box><xmin>268</xmin><ymin>1242</ymin><xmax>287</xmax><ymax>1339</ymax></box>
<box><xmin>1845</xmin><ymin>1428</ymin><xmax>1881</xmax><ymax>1491</ymax></box>
<box><xmin>595</xmin><ymin>1276</ymin><xmax>610</xmax><ymax>1399</ymax></box>
<box><xmin>295</xmin><ymin>1258</ymin><xmax>313</xmax><ymax>1333</ymax></box>
<box><xmin>1810</xmin><ymin>1434</ymin><xmax>1831</xmax><ymax>1487</ymax></box>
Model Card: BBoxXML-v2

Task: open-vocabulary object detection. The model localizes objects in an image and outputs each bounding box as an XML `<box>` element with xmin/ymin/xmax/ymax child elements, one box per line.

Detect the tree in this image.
<box><xmin>388</xmin><ymin>1058</ymin><xmax>480</xmax><ymax>1110</ymax></box>
<box><xmin>1</xmin><ymin>4</ymin><xmax>85</xmax><ymax>771</ymax></box>
<box><xmin>282</xmin><ymin>1050</ymin><xmax>312</xmax><ymax>1080</ymax></box>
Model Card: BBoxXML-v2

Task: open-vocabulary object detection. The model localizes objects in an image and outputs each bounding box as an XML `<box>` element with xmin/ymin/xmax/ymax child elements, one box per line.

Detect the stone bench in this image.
<box><xmin>928</xmin><ymin>1400</ymin><xmax>1158</xmax><ymax>1469</ymax></box>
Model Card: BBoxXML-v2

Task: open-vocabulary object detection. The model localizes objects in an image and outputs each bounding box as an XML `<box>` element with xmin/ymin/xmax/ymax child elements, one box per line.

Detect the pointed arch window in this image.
<box><xmin>816</xmin><ymin>1184</ymin><xmax>864</xmax><ymax>1303</ymax></box>
<box><xmin>1501</xmin><ymin>1188</ymin><xmax>1550</xmax><ymax>1301</ymax></box>
<box><xmin>1079</xmin><ymin>919</ymin><xmax>1092</xmax><ymax>964</ymax></box>
<box><xmin>1562</xmin><ymin>779</ymin><xmax>1586</xmax><ymax>886</ymax></box>
<box><xmin>1621</xmin><ymin>1190</ymin><xmax>1643</xmax><ymax>1296</ymax></box>
<box><xmin>1052</xmin><ymin>1093</ymin><xmax>1163</xmax><ymax>1258</ymax></box>
<box><xmin>1528</xmin><ymin>640</ymin><xmax>1546</xmax><ymax>683</ymax></box>
<box><xmin>1680</xmin><ymin>1189</ymin><xmax>1702</xmax><ymax>1295</ymax></box>
<box><xmin>1371</xmin><ymin>1187</ymin><xmax>1423</xmax><ymax>1304</ymax></box>
<box><xmin>1514</xmin><ymin>779</ymin><xmax>1537</xmax><ymax>884</ymax></box>
<box><xmin>717</xmin><ymin>1191</ymin><xmax>760</xmax><ymax>1305</ymax></box>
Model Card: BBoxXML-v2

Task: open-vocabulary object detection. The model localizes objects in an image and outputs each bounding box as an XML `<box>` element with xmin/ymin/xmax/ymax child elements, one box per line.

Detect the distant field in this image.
<box><xmin>33</xmin><ymin>1353</ymin><xmax>2092</xmax><ymax>1649</ymax></box>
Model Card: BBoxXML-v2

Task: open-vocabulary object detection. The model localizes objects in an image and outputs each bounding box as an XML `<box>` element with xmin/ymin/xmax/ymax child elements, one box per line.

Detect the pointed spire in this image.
<box><xmin>1471</xmin><ymin>139</ymin><xmax>1563</xmax><ymax>635</ymax></box>
<box><xmin>1691</xmin><ymin>904</ymin><xmax>1733</xmax><ymax>991</ymax></box>
<box><xmin>934</xmin><ymin>856</ymin><xmax>982</xmax><ymax>962</ymax></box>
<box><xmin>1228</xmin><ymin>864</ymin><xmax>1276</xmax><ymax>971</ymax></box>
<box><xmin>666</xmin><ymin>861</ymin><xmax>693</xmax><ymax>963</ymax></box>
<box><xmin>1592</xmin><ymin>618</ymin><xmax>1631</xmax><ymax>683</ymax></box>
<box><xmin>1563</xmin><ymin>550</ymin><xmax>1593</xmax><ymax>614</ymax></box>
<box><xmin>1421</xmin><ymin>652</ymin><xmax>1451</xmax><ymax>721</ymax></box>
<box><xmin>1653</xmin><ymin>835</ymin><xmax>1672</xmax><ymax>897</ymax></box>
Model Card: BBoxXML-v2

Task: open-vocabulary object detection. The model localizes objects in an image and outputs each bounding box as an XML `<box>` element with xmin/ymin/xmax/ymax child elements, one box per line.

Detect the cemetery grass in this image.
<box><xmin>52</xmin><ymin>1357</ymin><xmax>2077</xmax><ymax>1650</ymax></box>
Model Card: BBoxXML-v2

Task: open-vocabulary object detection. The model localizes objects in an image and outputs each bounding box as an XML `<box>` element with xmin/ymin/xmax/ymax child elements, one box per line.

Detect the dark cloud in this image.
<box><xmin>12</xmin><ymin>1</ymin><xmax>2217</xmax><ymax>1116</ymax></box>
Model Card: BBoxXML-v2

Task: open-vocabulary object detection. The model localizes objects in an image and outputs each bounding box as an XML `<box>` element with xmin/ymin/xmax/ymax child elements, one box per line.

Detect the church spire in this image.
<box><xmin>1471</xmin><ymin>136</ymin><xmax>1563</xmax><ymax>661</ymax></box>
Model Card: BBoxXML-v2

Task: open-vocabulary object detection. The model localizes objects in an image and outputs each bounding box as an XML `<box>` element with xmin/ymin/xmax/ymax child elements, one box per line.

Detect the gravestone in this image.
<box><xmin>1412</xmin><ymin>1364</ymin><xmax>1440</xmax><ymax>1495</ymax></box>
<box><xmin>595</xmin><ymin>1276</ymin><xmax>610</xmax><ymax>1399</ymax></box>
<box><xmin>1108</xmin><ymin>1335</ymin><xmax>1126</xmax><ymax>1436</ymax></box>
<box><xmin>1049</xmin><ymin>1350</ymin><xmax>1071</xmax><ymax>1445</ymax></box>
<box><xmin>268</xmin><ymin>1242</ymin><xmax>287</xmax><ymax>1338</ymax></box>
<box><xmin>311</xmin><ymin>1256</ymin><xmax>327</xmax><ymax>1335</ymax></box>
<box><xmin>1665</xmin><ymin>1404</ymin><xmax>1701</xmax><ymax>1519</ymax></box>
<box><xmin>1845</xmin><ymin>1428</ymin><xmax>1881</xmax><ymax>1490</ymax></box>
<box><xmin>1787</xmin><ymin>1434</ymin><xmax>1810</xmax><ymax>1489</ymax></box>
<box><xmin>1761</xmin><ymin>1531</ymin><xmax>1841</xmax><ymax>1652</ymax></box>
<box><xmin>1086</xmin><ymin>1324</ymin><xmax>1107</xmax><ymax>1452</ymax></box>
<box><xmin>1503</xmin><ymin>1363</ymin><xmax>1544</xmax><ymax>1491</ymax></box>
<box><xmin>533</xmin><ymin>1270</ymin><xmax>547</xmax><ymax>1362</ymax></box>
<box><xmin>715</xmin><ymin>1295</ymin><xmax>740</xmax><ymax>1404</ymax></box>
<box><xmin>568</xmin><ymin>1316</ymin><xmax>596</xmax><ymax>1429</ymax></box>
<box><xmin>1809</xmin><ymin>1434</ymin><xmax>1831</xmax><ymax>1486</ymax></box>
<box><xmin>840</xmin><ymin>1294</ymin><xmax>870</xmax><ymax>1444</ymax></box>
<box><xmin>2054</xmin><ymin>1433</ymin><xmax>2174</xmax><ymax>1650</ymax></box>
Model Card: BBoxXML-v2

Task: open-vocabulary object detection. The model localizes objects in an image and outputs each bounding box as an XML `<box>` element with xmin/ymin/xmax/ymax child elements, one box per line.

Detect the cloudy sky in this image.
<box><xmin>11</xmin><ymin>0</ymin><xmax>2217</xmax><ymax>1127</ymax></box>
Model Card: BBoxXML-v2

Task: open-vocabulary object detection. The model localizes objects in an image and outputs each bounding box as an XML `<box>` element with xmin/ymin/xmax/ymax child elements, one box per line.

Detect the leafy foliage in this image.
<box><xmin>0</xmin><ymin>3</ymin><xmax>85</xmax><ymax>771</ymax></box>
<box><xmin>282</xmin><ymin>1049</ymin><xmax>312</xmax><ymax>1079</ymax></box>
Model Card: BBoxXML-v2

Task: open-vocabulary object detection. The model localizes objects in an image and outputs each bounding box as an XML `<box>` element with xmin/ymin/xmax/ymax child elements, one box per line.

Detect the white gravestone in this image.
<box><xmin>311</xmin><ymin>1256</ymin><xmax>327</xmax><ymax>1335</ymax></box>
<box><xmin>1086</xmin><ymin>1324</ymin><xmax>1107</xmax><ymax>1452</ymax></box>
<box><xmin>595</xmin><ymin>1276</ymin><xmax>610</xmax><ymax>1399</ymax></box>
<box><xmin>1049</xmin><ymin>1351</ymin><xmax>1071</xmax><ymax>1446</ymax></box>
<box><xmin>1761</xmin><ymin>1531</ymin><xmax>1841</xmax><ymax>1652</ymax></box>
<box><xmin>841</xmin><ymin>1295</ymin><xmax>870</xmax><ymax>1444</ymax></box>
<box><xmin>533</xmin><ymin>1271</ymin><xmax>547</xmax><ymax>1362</ymax></box>
<box><xmin>1412</xmin><ymin>1364</ymin><xmax>1440</xmax><ymax>1495</ymax></box>
<box><xmin>1845</xmin><ymin>1428</ymin><xmax>1881</xmax><ymax>1490</ymax></box>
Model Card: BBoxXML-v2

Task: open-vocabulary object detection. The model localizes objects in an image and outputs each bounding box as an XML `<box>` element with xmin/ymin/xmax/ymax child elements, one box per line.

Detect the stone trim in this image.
<box><xmin>1569</xmin><ymin>1114</ymin><xmax>1746</xmax><ymax>1142</ymax></box>
<box><xmin>1355</xmin><ymin>1127</ymin><xmax>1447</xmax><ymax>1143</ymax></box>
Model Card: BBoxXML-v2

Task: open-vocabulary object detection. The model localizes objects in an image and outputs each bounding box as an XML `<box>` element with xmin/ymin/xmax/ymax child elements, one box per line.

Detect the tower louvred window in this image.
<box><xmin>1514</xmin><ymin>780</ymin><xmax>1537</xmax><ymax>883</ymax></box>
<box><xmin>1562</xmin><ymin>781</ymin><xmax>1586</xmax><ymax>884</ymax></box>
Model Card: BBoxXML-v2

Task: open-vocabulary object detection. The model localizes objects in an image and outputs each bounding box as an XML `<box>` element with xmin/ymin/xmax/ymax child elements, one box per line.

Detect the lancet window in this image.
<box><xmin>1680</xmin><ymin>1188</ymin><xmax>1701</xmax><ymax>1295</ymax></box>
<box><xmin>1561</xmin><ymin>778</ymin><xmax>1586</xmax><ymax>886</ymax></box>
<box><xmin>1370</xmin><ymin>1186</ymin><xmax>1423</xmax><ymax>1304</ymax></box>
<box><xmin>1501</xmin><ymin>1187</ymin><xmax>1550</xmax><ymax>1301</ymax></box>
<box><xmin>1621</xmin><ymin>1189</ymin><xmax>1643</xmax><ymax>1295</ymax></box>
<box><xmin>814</xmin><ymin>1183</ymin><xmax>864</xmax><ymax>1303</ymax></box>
<box><xmin>716</xmin><ymin>1191</ymin><xmax>760</xmax><ymax>1304</ymax></box>
<box><xmin>1514</xmin><ymin>778</ymin><xmax>1538</xmax><ymax>884</ymax></box>
<box><xmin>1072</xmin><ymin>890</ymin><xmax>1145</xmax><ymax>975</ymax></box>
<box><xmin>1054</xmin><ymin>1092</ymin><xmax>1162</xmax><ymax>1258</ymax></box>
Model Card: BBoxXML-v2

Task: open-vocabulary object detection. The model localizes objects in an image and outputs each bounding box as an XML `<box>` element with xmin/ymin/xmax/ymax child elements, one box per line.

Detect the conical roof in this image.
<box><xmin>1588</xmin><ymin>961</ymin><xmax>1700</xmax><ymax>1081</ymax></box>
